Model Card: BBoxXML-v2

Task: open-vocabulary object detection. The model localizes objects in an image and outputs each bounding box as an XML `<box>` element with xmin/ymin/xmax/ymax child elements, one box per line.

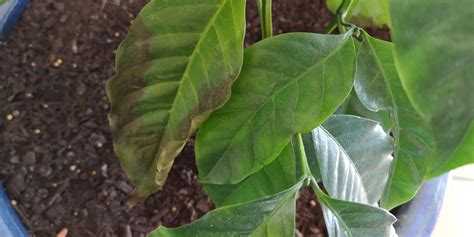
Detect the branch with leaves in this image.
<box><xmin>107</xmin><ymin>0</ymin><xmax>474</xmax><ymax>236</ymax></box>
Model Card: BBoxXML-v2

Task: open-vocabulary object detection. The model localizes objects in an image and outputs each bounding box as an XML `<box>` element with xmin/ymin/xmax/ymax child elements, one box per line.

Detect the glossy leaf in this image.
<box><xmin>107</xmin><ymin>0</ymin><xmax>246</xmax><ymax>197</ymax></box>
<box><xmin>354</xmin><ymin>32</ymin><xmax>436</xmax><ymax>209</ymax></box>
<box><xmin>308</xmin><ymin>114</ymin><xmax>397</xmax><ymax>236</ymax></box>
<box><xmin>326</xmin><ymin>0</ymin><xmax>390</xmax><ymax>27</ymax></box>
<box><xmin>313</xmin><ymin>184</ymin><xmax>397</xmax><ymax>237</ymax></box>
<box><xmin>346</xmin><ymin>92</ymin><xmax>392</xmax><ymax>132</ymax></box>
<box><xmin>204</xmin><ymin>142</ymin><xmax>296</xmax><ymax>207</ymax></box>
<box><xmin>148</xmin><ymin>181</ymin><xmax>303</xmax><ymax>237</ymax></box>
<box><xmin>435</xmin><ymin>122</ymin><xmax>474</xmax><ymax>177</ymax></box>
<box><xmin>196</xmin><ymin>32</ymin><xmax>356</xmax><ymax>185</ymax></box>
<box><xmin>309</xmin><ymin>115</ymin><xmax>393</xmax><ymax>205</ymax></box>
<box><xmin>302</xmin><ymin>133</ymin><xmax>321</xmax><ymax>180</ymax></box>
<box><xmin>391</xmin><ymin>0</ymin><xmax>474</xmax><ymax>177</ymax></box>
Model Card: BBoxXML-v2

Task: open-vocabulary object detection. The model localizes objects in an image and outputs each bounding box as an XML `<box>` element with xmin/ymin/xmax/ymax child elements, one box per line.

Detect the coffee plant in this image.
<box><xmin>107</xmin><ymin>0</ymin><xmax>473</xmax><ymax>236</ymax></box>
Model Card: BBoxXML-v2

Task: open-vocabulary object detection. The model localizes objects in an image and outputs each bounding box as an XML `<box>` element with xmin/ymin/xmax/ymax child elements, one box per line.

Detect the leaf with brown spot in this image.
<box><xmin>107</xmin><ymin>0</ymin><xmax>247</xmax><ymax>198</ymax></box>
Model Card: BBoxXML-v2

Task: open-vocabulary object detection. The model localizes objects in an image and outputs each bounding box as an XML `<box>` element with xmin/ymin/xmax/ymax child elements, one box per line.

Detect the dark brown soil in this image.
<box><xmin>0</xmin><ymin>0</ymin><xmax>387</xmax><ymax>236</ymax></box>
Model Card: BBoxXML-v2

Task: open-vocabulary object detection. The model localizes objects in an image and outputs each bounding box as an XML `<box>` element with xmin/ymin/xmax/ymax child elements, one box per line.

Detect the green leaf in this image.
<box><xmin>354</xmin><ymin>32</ymin><xmax>436</xmax><ymax>209</ymax></box>
<box><xmin>313</xmin><ymin>184</ymin><xmax>397</xmax><ymax>237</ymax></box>
<box><xmin>204</xmin><ymin>142</ymin><xmax>296</xmax><ymax>207</ymax></box>
<box><xmin>391</xmin><ymin>0</ymin><xmax>474</xmax><ymax>177</ymax></box>
<box><xmin>309</xmin><ymin>115</ymin><xmax>393</xmax><ymax>205</ymax></box>
<box><xmin>196</xmin><ymin>32</ymin><xmax>356</xmax><ymax>185</ymax></box>
<box><xmin>346</xmin><ymin>92</ymin><xmax>392</xmax><ymax>132</ymax></box>
<box><xmin>148</xmin><ymin>181</ymin><xmax>303</xmax><ymax>237</ymax></box>
<box><xmin>302</xmin><ymin>133</ymin><xmax>321</xmax><ymax>180</ymax></box>
<box><xmin>433</xmin><ymin>121</ymin><xmax>474</xmax><ymax>177</ymax></box>
<box><xmin>106</xmin><ymin>0</ymin><xmax>246</xmax><ymax>197</ymax></box>
<box><xmin>307</xmin><ymin>114</ymin><xmax>397</xmax><ymax>236</ymax></box>
<box><xmin>326</xmin><ymin>0</ymin><xmax>390</xmax><ymax>27</ymax></box>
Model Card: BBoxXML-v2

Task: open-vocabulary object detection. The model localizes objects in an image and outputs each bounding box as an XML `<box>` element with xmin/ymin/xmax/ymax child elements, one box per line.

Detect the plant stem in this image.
<box><xmin>257</xmin><ymin>0</ymin><xmax>273</xmax><ymax>38</ymax></box>
<box><xmin>335</xmin><ymin>0</ymin><xmax>353</xmax><ymax>33</ymax></box>
<box><xmin>309</xmin><ymin>177</ymin><xmax>327</xmax><ymax>201</ymax></box>
<box><xmin>295</xmin><ymin>133</ymin><xmax>311</xmax><ymax>182</ymax></box>
<box><xmin>322</xmin><ymin>20</ymin><xmax>338</xmax><ymax>34</ymax></box>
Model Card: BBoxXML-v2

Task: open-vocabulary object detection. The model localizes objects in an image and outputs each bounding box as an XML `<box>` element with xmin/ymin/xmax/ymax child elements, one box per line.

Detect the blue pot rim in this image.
<box><xmin>0</xmin><ymin>0</ymin><xmax>29</xmax><ymax>38</ymax></box>
<box><xmin>394</xmin><ymin>174</ymin><xmax>450</xmax><ymax>236</ymax></box>
<box><xmin>0</xmin><ymin>185</ymin><xmax>29</xmax><ymax>237</ymax></box>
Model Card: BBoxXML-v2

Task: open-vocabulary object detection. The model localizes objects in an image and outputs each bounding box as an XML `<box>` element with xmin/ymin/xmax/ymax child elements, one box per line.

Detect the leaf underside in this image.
<box><xmin>354</xmin><ymin>33</ymin><xmax>436</xmax><ymax>209</ymax></box>
<box><xmin>196</xmin><ymin>32</ymin><xmax>356</xmax><ymax>185</ymax></box>
<box><xmin>314</xmin><ymin>185</ymin><xmax>397</xmax><ymax>237</ymax></box>
<box><xmin>306</xmin><ymin>115</ymin><xmax>396</xmax><ymax>236</ymax></box>
<box><xmin>310</xmin><ymin>115</ymin><xmax>393</xmax><ymax>205</ymax></box>
<box><xmin>107</xmin><ymin>0</ymin><xmax>246</xmax><ymax>197</ymax></box>
<box><xmin>391</xmin><ymin>0</ymin><xmax>474</xmax><ymax>177</ymax></box>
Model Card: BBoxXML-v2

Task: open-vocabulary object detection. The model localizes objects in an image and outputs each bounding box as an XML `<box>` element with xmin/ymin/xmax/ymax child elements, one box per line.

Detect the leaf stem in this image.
<box><xmin>257</xmin><ymin>0</ymin><xmax>273</xmax><ymax>38</ymax></box>
<box><xmin>295</xmin><ymin>133</ymin><xmax>311</xmax><ymax>184</ymax></box>
<box><xmin>322</xmin><ymin>20</ymin><xmax>338</xmax><ymax>34</ymax></box>
<box><xmin>309</xmin><ymin>177</ymin><xmax>320</xmax><ymax>194</ymax></box>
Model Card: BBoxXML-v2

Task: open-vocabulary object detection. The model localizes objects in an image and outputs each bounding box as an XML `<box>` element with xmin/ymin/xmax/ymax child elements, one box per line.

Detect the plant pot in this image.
<box><xmin>0</xmin><ymin>185</ymin><xmax>28</xmax><ymax>237</ymax></box>
<box><xmin>394</xmin><ymin>174</ymin><xmax>450</xmax><ymax>236</ymax></box>
<box><xmin>0</xmin><ymin>0</ymin><xmax>29</xmax><ymax>38</ymax></box>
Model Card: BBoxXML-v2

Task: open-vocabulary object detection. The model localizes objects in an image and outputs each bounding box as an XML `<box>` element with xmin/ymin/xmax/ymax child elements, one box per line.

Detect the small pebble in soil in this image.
<box><xmin>34</xmin><ymin>128</ymin><xmax>41</xmax><ymax>135</ymax></box>
<box><xmin>69</xmin><ymin>165</ymin><xmax>77</xmax><ymax>172</ymax></box>
<box><xmin>96</xmin><ymin>142</ymin><xmax>103</xmax><ymax>148</ymax></box>
<box><xmin>52</xmin><ymin>58</ymin><xmax>63</xmax><ymax>68</ymax></box>
<box><xmin>310</xmin><ymin>200</ymin><xmax>317</xmax><ymax>207</ymax></box>
<box><xmin>101</xmin><ymin>164</ymin><xmax>108</xmax><ymax>177</ymax></box>
<box><xmin>72</xmin><ymin>63</ymin><xmax>77</xmax><ymax>68</ymax></box>
<box><xmin>12</xmin><ymin>110</ymin><xmax>20</xmax><ymax>116</ymax></box>
<box><xmin>38</xmin><ymin>165</ymin><xmax>53</xmax><ymax>177</ymax></box>
<box><xmin>6</xmin><ymin>114</ymin><xmax>13</xmax><ymax>121</ymax></box>
<box><xmin>171</xmin><ymin>206</ymin><xmax>177</xmax><ymax>213</ymax></box>
<box><xmin>9</xmin><ymin>155</ymin><xmax>20</xmax><ymax>164</ymax></box>
<box><xmin>91</xmin><ymin>170</ymin><xmax>97</xmax><ymax>176</ymax></box>
<box><xmin>31</xmin><ymin>62</ymin><xmax>36</xmax><ymax>67</ymax></box>
<box><xmin>11</xmin><ymin>200</ymin><xmax>18</xmax><ymax>206</ymax></box>
<box><xmin>66</xmin><ymin>151</ymin><xmax>75</xmax><ymax>159</ymax></box>
<box><xmin>42</xmin><ymin>103</ymin><xmax>49</xmax><ymax>109</ymax></box>
<box><xmin>25</xmin><ymin>92</ymin><xmax>33</xmax><ymax>98</ymax></box>
<box><xmin>114</xmin><ymin>32</ymin><xmax>120</xmax><ymax>37</ymax></box>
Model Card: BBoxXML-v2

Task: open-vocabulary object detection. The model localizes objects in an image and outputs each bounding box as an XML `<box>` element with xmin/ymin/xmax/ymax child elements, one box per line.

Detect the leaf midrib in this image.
<box><xmin>318</xmin><ymin>126</ymin><xmax>369</xmax><ymax>203</ymax></box>
<box><xmin>316</xmin><ymin>187</ymin><xmax>355</xmax><ymax>237</ymax></box>
<box><xmin>362</xmin><ymin>35</ymin><xmax>403</xmax><ymax>207</ymax></box>
<box><xmin>250</xmin><ymin>182</ymin><xmax>301</xmax><ymax>236</ymax></box>
<box><xmin>363</xmin><ymin>35</ymin><xmax>433</xmax><ymax>207</ymax></box>
<box><xmin>149</xmin><ymin>0</ymin><xmax>231</xmax><ymax>176</ymax></box>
